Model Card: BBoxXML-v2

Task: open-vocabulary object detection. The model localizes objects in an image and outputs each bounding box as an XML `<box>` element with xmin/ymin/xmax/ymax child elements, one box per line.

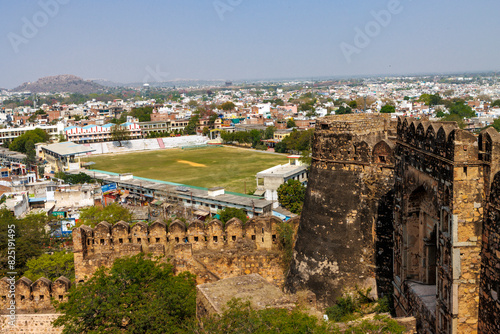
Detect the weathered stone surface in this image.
<box><xmin>0</xmin><ymin>277</ymin><xmax>70</xmax><ymax>315</ymax></box>
<box><xmin>286</xmin><ymin>114</ymin><xmax>396</xmax><ymax>306</ymax></box>
<box><xmin>287</xmin><ymin>115</ymin><xmax>499</xmax><ymax>333</ymax></box>
<box><xmin>73</xmin><ymin>216</ymin><xmax>296</xmax><ymax>287</ymax></box>
<box><xmin>0</xmin><ymin>314</ymin><xmax>62</xmax><ymax>334</ymax></box>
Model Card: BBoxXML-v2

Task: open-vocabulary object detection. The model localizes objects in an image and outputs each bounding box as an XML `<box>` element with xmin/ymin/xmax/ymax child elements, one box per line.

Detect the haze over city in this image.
<box><xmin>2</xmin><ymin>0</ymin><xmax>500</xmax><ymax>88</ymax></box>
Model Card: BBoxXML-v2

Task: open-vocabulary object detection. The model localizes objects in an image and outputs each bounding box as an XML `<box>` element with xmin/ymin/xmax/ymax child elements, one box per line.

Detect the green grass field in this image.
<box><xmin>83</xmin><ymin>146</ymin><xmax>289</xmax><ymax>194</ymax></box>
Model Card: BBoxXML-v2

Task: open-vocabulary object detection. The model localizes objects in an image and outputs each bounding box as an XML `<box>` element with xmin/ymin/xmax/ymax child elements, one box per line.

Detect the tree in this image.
<box><xmin>58</xmin><ymin>134</ymin><xmax>67</xmax><ymax>142</ymax></box>
<box><xmin>110</xmin><ymin>124</ymin><xmax>131</xmax><ymax>147</ymax></box>
<box><xmin>448</xmin><ymin>102</ymin><xmax>475</xmax><ymax>118</ymax></box>
<box><xmin>435</xmin><ymin>109</ymin><xmax>446</xmax><ymax>118</ymax></box>
<box><xmin>0</xmin><ymin>209</ymin><xmax>50</xmax><ymax>277</ymax></box>
<box><xmin>280</xmin><ymin>129</ymin><xmax>314</xmax><ymax>153</ymax></box>
<box><xmin>9</xmin><ymin>128</ymin><xmax>49</xmax><ymax>153</ymax></box>
<box><xmin>129</xmin><ymin>106</ymin><xmax>154</xmax><ymax>122</ymax></box>
<box><xmin>335</xmin><ymin>106</ymin><xmax>352</xmax><ymax>115</ymax></box>
<box><xmin>220</xmin><ymin>101</ymin><xmax>236</xmax><ymax>111</ymax></box>
<box><xmin>53</xmin><ymin>254</ymin><xmax>196</xmax><ymax>334</ymax></box>
<box><xmin>264</xmin><ymin>126</ymin><xmax>276</xmax><ymax>140</ymax></box>
<box><xmin>55</xmin><ymin>172</ymin><xmax>94</xmax><ymax>184</ymax></box>
<box><xmin>489</xmin><ymin>118</ymin><xmax>500</xmax><ymax>132</ymax></box>
<box><xmin>24</xmin><ymin>139</ymin><xmax>36</xmax><ymax>169</ymax></box>
<box><xmin>277</xmin><ymin>179</ymin><xmax>306</xmax><ymax>214</ymax></box>
<box><xmin>24</xmin><ymin>251</ymin><xmax>74</xmax><ymax>281</ymax></box>
<box><xmin>196</xmin><ymin>298</ymin><xmax>330</xmax><ymax>334</ymax></box>
<box><xmin>348</xmin><ymin>100</ymin><xmax>357</xmax><ymax>109</ymax></box>
<box><xmin>184</xmin><ymin>115</ymin><xmax>199</xmax><ymax>135</ymax></box>
<box><xmin>380</xmin><ymin>105</ymin><xmax>396</xmax><ymax>113</ymax></box>
<box><xmin>286</xmin><ymin>119</ymin><xmax>296</xmax><ymax>128</ymax></box>
<box><xmin>418</xmin><ymin>93</ymin><xmax>442</xmax><ymax>106</ymax></box>
<box><xmin>491</xmin><ymin>99</ymin><xmax>500</xmax><ymax>108</ymax></box>
<box><xmin>78</xmin><ymin>203</ymin><xmax>132</xmax><ymax>228</ymax></box>
<box><xmin>218</xmin><ymin>207</ymin><xmax>248</xmax><ymax>224</ymax></box>
<box><xmin>187</xmin><ymin>100</ymin><xmax>198</xmax><ymax>109</ymax></box>
<box><xmin>439</xmin><ymin>114</ymin><xmax>466</xmax><ymax>129</ymax></box>
<box><xmin>202</xmin><ymin>127</ymin><xmax>210</xmax><ymax>136</ymax></box>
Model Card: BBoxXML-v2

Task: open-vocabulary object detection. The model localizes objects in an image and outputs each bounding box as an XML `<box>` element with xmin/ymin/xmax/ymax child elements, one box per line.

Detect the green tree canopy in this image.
<box><xmin>53</xmin><ymin>254</ymin><xmax>196</xmax><ymax>334</ymax></box>
<box><xmin>278</xmin><ymin>129</ymin><xmax>314</xmax><ymax>154</ymax></box>
<box><xmin>54</xmin><ymin>172</ymin><xmax>94</xmax><ymax>184</ymax></box>
<box><xmin>277</xmin><ymin>179</ymin><xmax>306</xmax><ymax>214</ymax></box>
<box><xmin>196</xmin><ymin>298</ymin><xmax>330</xmax><ymax>334</ymax></box>
<box><xmin>264</xmin><ymin>126</ymin><xmax>276</xmax><ymax>140</ymax></box>
<box><xmin>129</xmin><ymin>106</ymin><xmax>154</xmax><ymax>122</ymax></box>
<box><xmin>492</xmin><ymin>99</ymin><xmax>500</xmax><ymax>108</ymax></box>
<box><xmin>449</xmin><ymin>102</ymin><xmax>475</xmax><ymax>118</ymax></box>
<box><xmin>9</xmin><ymin>128</ymin><xmax>49</xmax><ymax>153</ymax></box>
<box><xmin>380</xmin><ymin>105</ymin><xmax>396</xmax><ymax>114</ymax></box>
<box><xmin>24</xmin><ymin>139</ymin><xmax>36</xmax><ymax>168</ymax></box>
<box><xmin>78</xmin><ymin>203</ymin><xmax>132</xmax><ymax>228</ymax></box>
<box><xmin>110</xmin><ymin>124</ymin><xmax>131</xmax><ymax>146</ymax></box>
<box><xmin>24</xmin><ymin>251</ymin><xmax>74</xmax><ymax>281</ymax></box>
<box><xmin>184</xmin><ymin>115</ymin><xmax>199</xmax><ymax>135</ymax></box>
<box><xmin>0</xmin><ymin>209</ymin><xmax>51</xmax><ymax>277</ymax></box>
<box><xmin>220</xmin><ymin>101</ymin><xmax>236</xmax><ymax>111</ymax></box>
<box><xmin>418</xmin><ymin>93</ymin><xmax>442</xmax><ymax>106</ymax></box>
<box><xmin>488</xmin><ymin>118</ymin><xmax>500</xmax><ymax>132</ymax></box>
<box><xmin>286</xmin><ymin>119</ymin><xmax>297</xmax><ymax>128</ymax></box>
<box><xmin>439</xmin><ymin>114</ymin><xmax>466</xmax><ymax>129</ymax></box>
<box><xmin>335</xmin><ymin>106</ymin><xmax>352</xmax><ymax>115</ymax></box>
<box><xmin>218</xmin><ymin>207</ymin><xmax>248</xmax><ymax>224</ymax></box>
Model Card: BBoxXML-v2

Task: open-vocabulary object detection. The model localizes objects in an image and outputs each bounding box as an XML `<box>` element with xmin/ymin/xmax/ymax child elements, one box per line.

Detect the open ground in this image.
<box><xmin>83</xmin><ymin>146</ymin><xmax>290</xmax><ymax>194</ymax></box>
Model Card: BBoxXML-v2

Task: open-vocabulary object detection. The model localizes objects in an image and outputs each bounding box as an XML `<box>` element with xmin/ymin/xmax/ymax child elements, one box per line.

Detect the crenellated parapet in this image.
<box><xmin>0</xmin><ymin>276</ymin><xmax>71</xmax><ymax>314</ymax></box>
<box><xmin>312</xmin><ymin>113</ymin><xmax>397</xmax><ymax>166</ymax></box>
<box><xmin>73</xmin><ymin>216</ymin><xmax>289</xmax><ymax>283</ymax></box>
<box><xmin>287</xmin><ymin>114</ymin><xmax>397</xmax><ymax>306</ymax></box>
<box><xmin>397</xmin><ymin>117</ymin><xmax>481</xmax><ymax>163</ymax></box>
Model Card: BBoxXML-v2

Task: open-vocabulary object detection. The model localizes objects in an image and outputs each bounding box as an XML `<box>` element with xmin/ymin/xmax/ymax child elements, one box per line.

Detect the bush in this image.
<box><xmin>53</xmin><ymin>254</ymin><xmax>196</xmax><ymax>334</ymax></box>
<box><xmin>24</xmin><ymin>251</ymin><xmax>74</xmax><ymax>281</ymax></box>
<box><xmin>218</xmin><ymin>207</ymin><xmax>248</xmax><ymax>225</ymax></box>
<box><xmin>326</xmin><ymin>295</ymin><xmax>359</xmax><ymax>322</ymax></box>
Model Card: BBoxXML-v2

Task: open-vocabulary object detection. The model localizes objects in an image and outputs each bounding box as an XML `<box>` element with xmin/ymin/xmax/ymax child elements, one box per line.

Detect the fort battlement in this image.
<box><xmin>74</xmin><ymin>216</ymin><xmax>296</xmax><ymax>286</ymax></box>
<box><xmin>0</xmin><ymin>276</ymin><xmax>70</xmax><ymax>314</ymax></box>
<box><xmin>316</xmin><ymin>113</ymin><xmax>395</xmax><ymax>134</ymax></box>
<box><xmin>287</xmin><ymin>114</ymin><xmax>397</xmax><ymax>305</ymax></box>
<box><xmin>312</xmin><ymin>114</ymin><xmax>396</xmax><ymax>166</ymax></box>
<box><xmin>288</xmin><ymin>114</ymin><xmax>500</xmax><ymax>332</ymax></box>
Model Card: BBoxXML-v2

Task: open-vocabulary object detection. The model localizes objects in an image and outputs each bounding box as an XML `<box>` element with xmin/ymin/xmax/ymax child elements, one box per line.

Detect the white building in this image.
<box><xmin>255</xmin><ymin>156</ymin><xmax>308</xmax><ymax>208</ymax></box>
<box><xmin>0</xmin><ymin>123</ymin><xmax>65</xmax><ymax>145</ymax></box>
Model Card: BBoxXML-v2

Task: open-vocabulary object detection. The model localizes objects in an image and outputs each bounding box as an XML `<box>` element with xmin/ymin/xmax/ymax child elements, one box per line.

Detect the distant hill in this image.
<box><xmin>11</xmin><ymin>75</ymin><xmax>104</xmax><ymax>94</ymax></box>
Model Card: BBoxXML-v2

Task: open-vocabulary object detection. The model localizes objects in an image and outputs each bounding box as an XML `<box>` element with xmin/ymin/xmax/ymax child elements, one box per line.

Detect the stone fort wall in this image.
<box><xmin>74</xmin><ymin>216</ymin><xmax>297</xmax><ymax>286</ymax></box>
<box><xmin>393</xmin><ymin>117</ymin><xmax>484</xmax><ymax>334</ymax></box>
<box><xmin>0</xmin><ymin>276</ymin><xmax>70</xmax><ymax>314</ymax></box>
<box><xmin>287</xmin><ymin>114</ymin><xmax>500</xmax><ymax>333</ymax></box>
<box><xmin>286</xmin><ymin>113</ymin><xmax>397</xmax><ymax>305</ymax></box>
<box><xmin>0</xmin><ymin>314</ymin><xmax>62</xmax><ymax>334</ymax></box>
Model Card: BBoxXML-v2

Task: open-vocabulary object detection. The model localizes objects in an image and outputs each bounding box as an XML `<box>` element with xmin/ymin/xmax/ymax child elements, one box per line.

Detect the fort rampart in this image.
<box><xmin>286</xmin><ymin>113</ymin><xmax>397</xmax><ymax>305</ymax></box>
<box><xmin>73</xmin><ymin>216</ymin><xmax>297</xmax><ymax>286</ymax></box>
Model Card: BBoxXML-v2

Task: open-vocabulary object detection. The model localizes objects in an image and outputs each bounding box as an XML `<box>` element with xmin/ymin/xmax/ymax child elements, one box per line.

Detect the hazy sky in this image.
<box><xmin>1</xmin><ymin>0</ymin><xmax>499</xmax><ymax>88</ymax></box>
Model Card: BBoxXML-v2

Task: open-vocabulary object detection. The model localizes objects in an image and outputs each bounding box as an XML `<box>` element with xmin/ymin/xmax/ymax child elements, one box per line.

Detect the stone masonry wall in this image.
<box><xmin>286</xmin><ymin>114</ymin><xmax>397</xmax><ymax>306</ymax></box>
<box><xmin>73</xmin><ymin>216</ymin><xmax>295</xmax><ymax>286</ymax></box>
<box><xmin>393</xmin><ymin>117</ymin><xmax>485</xmax><ymax>334</ymax></box>
<box><xmin>0</xmin><ymin>314</ymin><xmax>62</xmax><ymax>334</ymax></box>
<box><xmin>0</xmin><ymin>277</ymin><xmax>70</xmax><ymax>315</ymax></box>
